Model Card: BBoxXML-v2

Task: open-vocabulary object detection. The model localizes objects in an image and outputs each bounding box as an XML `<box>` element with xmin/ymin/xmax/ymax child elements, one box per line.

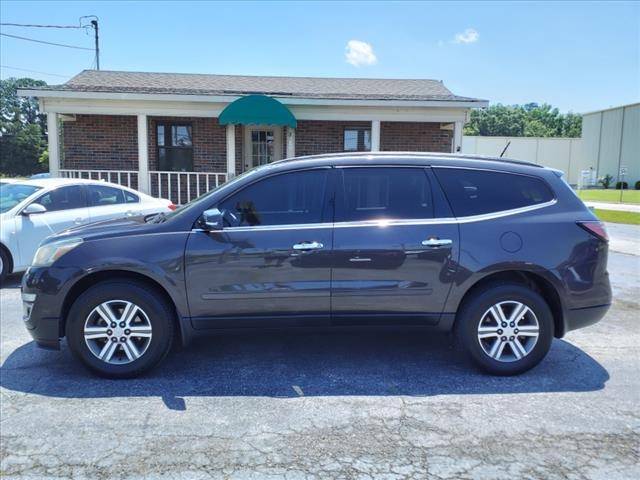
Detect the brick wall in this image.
<box><xmin>62</xmin><ymin>115</ymin><xmax>138</xmax><ymax>170</ymax></box>
<box><xmin>61</xmin><ymin>117</ymin><xmax>454</xmax><ymax>178</ymax></box>
<box><xmin>295</xmin><ymin>120</ymin><xmax>372</xmax><ymax>156</ymax></box>
<box><xmin>380</xmin><ymin>122</ymin><xmax>452</xmax><ymax>152</ymax></box>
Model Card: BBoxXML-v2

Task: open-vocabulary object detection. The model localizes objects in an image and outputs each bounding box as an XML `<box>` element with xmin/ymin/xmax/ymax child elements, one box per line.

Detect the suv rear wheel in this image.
<box><xmin>456</xmin><ymin>283</ymin><xmax>554</xmax><ymax>375</ymax></box>
<box><xmin>66</xmin><ymin>281</ymin><xmax>174</xmax><ymax>378</ymax></box>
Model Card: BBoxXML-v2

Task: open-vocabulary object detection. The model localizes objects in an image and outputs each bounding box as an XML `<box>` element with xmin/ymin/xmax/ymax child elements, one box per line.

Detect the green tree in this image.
<box><xmin>464</xmin><ymin>103</ymin><xmax>582</xmax><ymax>138</ymax></box>
<box><xmin>0</xmin><ymin>77</ymin><xmax>48</xmax><ymax>176</ymax></box>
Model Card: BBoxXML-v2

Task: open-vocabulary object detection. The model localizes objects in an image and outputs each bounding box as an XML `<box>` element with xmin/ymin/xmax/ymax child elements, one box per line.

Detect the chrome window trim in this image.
<box><xmin>192</xmin><ymin>199</ymin><xmax>557</xmax><ymax>233</ymax></box>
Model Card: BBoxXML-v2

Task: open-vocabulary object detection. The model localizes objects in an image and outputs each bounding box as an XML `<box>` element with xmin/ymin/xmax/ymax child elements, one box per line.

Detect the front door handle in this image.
<box><xmin>421</xmin><ymin>238</ymin><xmax>453</xmax><ymax>247</ymax></box>
<box><xmin>292</xmin><ymin>241</ymin><xmax>324</xmax><ymax>251</ymax></box>
<box><xmin>74</xmin><ymin>217</ymin><xmax>84</xmax><ymax>225</ymax></box>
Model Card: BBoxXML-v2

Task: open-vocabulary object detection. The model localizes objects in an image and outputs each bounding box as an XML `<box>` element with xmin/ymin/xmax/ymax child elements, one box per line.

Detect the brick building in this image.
<box><xmin>20</xmin><ymin>70</ymin><xmax>487</xmax><ymax>203</ymax></box>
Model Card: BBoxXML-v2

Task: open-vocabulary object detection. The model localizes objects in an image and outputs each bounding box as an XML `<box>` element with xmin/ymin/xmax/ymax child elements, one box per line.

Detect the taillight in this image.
<box><xmin>167</xmin><ymin>203</ymin><xmax>177</xmax><ymax>211</ymax></box>
<box><xmin>577</xmin><ymin>221</ymin><xmax>609</xmax><ymax>242</ymax></box>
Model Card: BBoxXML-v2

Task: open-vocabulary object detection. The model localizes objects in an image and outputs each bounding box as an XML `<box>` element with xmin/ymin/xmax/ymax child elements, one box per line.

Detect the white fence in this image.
<box><xmin>462</xmin><ymin>136</ymin><xmax>585</xmax><ymax>185</ymax></box>
<box><xmin>60</xmin><ymin>169</ymin><xmax>138</xmax><ymax>189</ymax></box>
<box><xmin>149</xmin><ymin>171</ymin><xmax>228</xmax><ymax>205</ymax></box>
<box><xmin>60</xmin><ymin>169</ymin><xmax>228</xmax><ymax>204</ymax></box>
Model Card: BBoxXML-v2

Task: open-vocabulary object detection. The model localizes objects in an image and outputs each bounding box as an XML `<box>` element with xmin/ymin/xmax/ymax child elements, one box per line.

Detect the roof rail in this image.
<box><xmin>275</xmin><ymin>151</ymin><xmax>541</xmax><ymax>168</ymax></box>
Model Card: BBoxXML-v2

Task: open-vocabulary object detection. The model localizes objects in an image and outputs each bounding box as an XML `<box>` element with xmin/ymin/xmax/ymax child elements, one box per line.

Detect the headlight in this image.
<box><xmin>32</xmin><ymin>237</ymin><xmax>83</xmax><ymax>267</ymax></box>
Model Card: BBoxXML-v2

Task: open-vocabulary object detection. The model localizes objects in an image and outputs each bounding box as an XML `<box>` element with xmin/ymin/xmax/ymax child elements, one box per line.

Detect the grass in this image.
<box><xmin>593</xmin><ymin>209</ymin><xmax>640</xmax><ymax>225</ymax></box>
<box><xmin>577</xmin><ymin>189</ymin><xmax>640</xmax><ymax>205</ymax></box>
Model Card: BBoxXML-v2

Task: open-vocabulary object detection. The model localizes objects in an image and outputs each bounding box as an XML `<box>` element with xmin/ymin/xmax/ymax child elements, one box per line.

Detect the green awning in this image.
<box><xmin>218</xmin><ymin>94</ymin><xmax>297</xmax><ymax>128</ymax></box>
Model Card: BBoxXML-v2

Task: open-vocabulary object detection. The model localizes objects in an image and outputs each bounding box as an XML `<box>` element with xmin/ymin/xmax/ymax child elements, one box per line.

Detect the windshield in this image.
<box><xmin>0</xmin><ymin>183</ymin><xmax>42</xmax><ymax>213</ymax></box>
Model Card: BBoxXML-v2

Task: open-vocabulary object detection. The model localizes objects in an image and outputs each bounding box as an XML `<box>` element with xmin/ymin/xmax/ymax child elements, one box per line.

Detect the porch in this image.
<box><xmin>50</xmin><ymin>115</ymin><xmax>463</xmax><ymax>204</ymax></box>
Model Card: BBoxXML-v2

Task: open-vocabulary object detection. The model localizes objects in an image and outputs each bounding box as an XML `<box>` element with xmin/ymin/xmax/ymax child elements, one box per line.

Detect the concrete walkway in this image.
<box><xmin>605</xmin><ymin>222</ymin><xmax>640</xmax><ymax>256</ymax></box>
<box><xmin>585</xmin><ymin>201</ymin><xmax>640</xmax><ymax>213</ymax></box>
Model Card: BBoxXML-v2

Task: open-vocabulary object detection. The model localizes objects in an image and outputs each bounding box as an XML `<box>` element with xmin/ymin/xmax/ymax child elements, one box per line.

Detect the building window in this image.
<box><xmin>344</xmin><ymin>128</ymin><xmax>371</xmax><ymax>152</ymax></box>
<box><xmin>157</xmin><ymin>123</ymin><xmax>193</xmax><ymax>171</ymax></box>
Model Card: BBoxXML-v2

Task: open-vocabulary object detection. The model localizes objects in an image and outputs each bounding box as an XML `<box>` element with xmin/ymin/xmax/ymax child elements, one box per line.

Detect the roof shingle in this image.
<box><xmin>32</xmin><ymin>70</ymin><xmax>484</xmax><ymax>102</ymax></box>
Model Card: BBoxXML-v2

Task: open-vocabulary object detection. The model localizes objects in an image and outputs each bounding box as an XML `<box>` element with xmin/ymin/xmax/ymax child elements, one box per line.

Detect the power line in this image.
<box><xmin>0</xmin><ymin>65</ymin><xmax>70</xmax><ymax>78</ymax></box>
<box><xmin>0</xmin><ymin>32</ymin><xmax>93</xmax><ymax>50</ymax></box>
<box><xmin>0</xmin><ymin>22</ymin><xmax>83</xmax><ymax>29</ymax></box>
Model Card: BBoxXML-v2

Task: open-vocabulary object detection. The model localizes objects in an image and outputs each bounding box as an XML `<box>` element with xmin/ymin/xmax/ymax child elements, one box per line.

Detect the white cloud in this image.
<box><xmin>345</xmin><ymin>40</ymin><xmax>377</xmax><ymax>67</ymax></box>
<box><xmin>453</xmin><ymin>28</ymin><xmax>479</xmax><ymax>44</ymax></box>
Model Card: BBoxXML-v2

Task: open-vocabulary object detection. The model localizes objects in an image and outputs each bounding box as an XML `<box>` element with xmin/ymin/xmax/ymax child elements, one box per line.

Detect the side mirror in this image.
<box><xmin>22</xmin><ymin>203</ymin><xmax>47</xmax><ymax>215</ymax></box>
<box><xmin>200</xmin><ymin>208</ymin><xmax>224</xmax><ymax>231</ymax></box>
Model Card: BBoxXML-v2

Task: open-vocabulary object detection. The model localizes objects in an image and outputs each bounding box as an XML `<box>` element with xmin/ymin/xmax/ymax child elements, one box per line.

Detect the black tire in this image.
<box><xmin>0</xmin><ymin>247</ymin><xmax>11</xmax><ymax>284</ymax></box>
<box><xmin>66</xmin><ymin>281</ymin><xmax>175</xmax><ymax>378</ymax></box>
<box><xmin>456</xmin><ymin>283</ymin><xmax>554</xmax><ymax>376</ymax></box>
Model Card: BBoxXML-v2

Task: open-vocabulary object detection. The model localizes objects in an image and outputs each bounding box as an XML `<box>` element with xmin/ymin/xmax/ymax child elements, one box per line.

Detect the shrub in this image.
<box><xmin>615</xmin><ymin>181</ymin><xmax>628</xmax><ymax>190</ymax></box>
<box><xmin>598</xmin><ymin>174</ymin><xmax>614</xmax><ymax>189</ymax></box>
<box><xmin>635</xmin><ymin>180</ymin><xmax>640</xmax><ymax>190</ymax></box>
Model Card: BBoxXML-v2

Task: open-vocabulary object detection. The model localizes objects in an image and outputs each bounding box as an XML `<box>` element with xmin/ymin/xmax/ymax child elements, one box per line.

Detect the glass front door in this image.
<box><xmin>251</xmin><ymin>130</ymin><xmax>275</xmax><ymax>167</ymax></box>
<box><xmin>244</xmin><ymin>126</ymin><xmax>282</xmax><ymax>171</ymax></box>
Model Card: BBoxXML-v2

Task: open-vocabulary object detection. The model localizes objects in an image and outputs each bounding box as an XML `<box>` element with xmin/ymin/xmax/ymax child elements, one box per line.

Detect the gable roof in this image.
<box><xmin>28</xmin><ymin>69</ymin><xmax>485</xmax><ymax>103</ymax></box>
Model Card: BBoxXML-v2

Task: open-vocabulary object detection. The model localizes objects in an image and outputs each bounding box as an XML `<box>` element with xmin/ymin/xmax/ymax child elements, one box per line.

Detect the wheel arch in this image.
<box><xmin>0</xmin><ymin>242</ymin><xmax>14</xmax><ymax>275</ymax></box>
<box><xmin>455</xmin><ymin>270</ymin><xmax>566</xmax><ymax>338</ymax></box>
<box><xmin>61</xmin><ymin>269</ymin><xmax>190</xmax><ymax>346</ymax></box>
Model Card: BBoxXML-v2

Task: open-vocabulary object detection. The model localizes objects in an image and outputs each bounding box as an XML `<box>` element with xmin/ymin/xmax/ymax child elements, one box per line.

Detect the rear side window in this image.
<box><xmin>218</xmin><ymin>169</ymin><xmax>329</xmax><ymax>226</ymax></box>
<box><xmin>337</xmin><ymin>167</ymin><xmax>433</xmax><ymax>222</ymax></box>
<box><xmin>434</xmin><ymin>168</ymin><xmax>554</xmax><ymax>217</ymax></box>
<box><xmin>88</xmin><ymin>185</ymin><xmax>126</xmax><ymax>207</ymax></box>
<box><xmin>124</xmin><ymin>191</ymin><xmax>139</xmax><ymax>203</ymax></box>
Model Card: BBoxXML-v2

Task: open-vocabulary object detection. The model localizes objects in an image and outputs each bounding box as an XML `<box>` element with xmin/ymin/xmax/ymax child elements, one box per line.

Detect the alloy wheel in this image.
<box><xmin>83</xmin><ymin>300</ymin><xmax>153</xmax><ymax>365</ymax></box>
<box><xmin>477</xmin><ymin>300</ymin><xmax>540</xmax><ymax>363</ymax></box>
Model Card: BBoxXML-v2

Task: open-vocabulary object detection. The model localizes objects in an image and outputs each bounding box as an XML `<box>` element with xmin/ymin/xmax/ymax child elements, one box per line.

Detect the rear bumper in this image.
<box><xmin>564</xmin><ymin>304</ymin><xmax>611</xmax><ymax>334</ymax></box>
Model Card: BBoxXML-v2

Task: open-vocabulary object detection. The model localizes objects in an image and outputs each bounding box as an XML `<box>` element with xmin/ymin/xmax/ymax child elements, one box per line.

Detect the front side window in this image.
<box><xmin>218</xmin><ymin>169</ymin><xmax>329</xmax><ymax>226</ymax></box>
<box><xmin>36</xmin><ymin>186</ymin><xmax>86</xmax><ymax>212</ymax></box>
<box><xmin>157</xmin><ymin>123</ymin><xmax>194</xmax><ymax>172</ymax></box>
<box><xmin>434</xmin><ymin>168</ymin><xmax>554</xmax><ymax>217</ymax></box>
<box><xmin>88</xmin><ymin>185</ymin><xmax>126</xmax><ymax>207</ymax></box>
<box><xmin>344</xmin><ymin>128</ymin><xmax>371</xmax><ymax>152</ymax></box>
<box><xmin>337</xmin><ymin>168</ymin><xmax>433</xmax><ymax>222</ymax></box>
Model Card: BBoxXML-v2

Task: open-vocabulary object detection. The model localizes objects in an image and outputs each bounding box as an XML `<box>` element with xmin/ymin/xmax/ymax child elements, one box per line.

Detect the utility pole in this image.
<box><xmin>91</xmin><ymin>19</ymin><xmax>99</xmax><ymax>70</ymax></box>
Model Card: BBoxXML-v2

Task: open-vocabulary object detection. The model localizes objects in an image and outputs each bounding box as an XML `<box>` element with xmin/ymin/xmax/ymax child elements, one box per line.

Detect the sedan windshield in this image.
<box><xmin>0</xmin><ymin>183</ymin><xmax>42</xmax><ymax>213</ymax></box>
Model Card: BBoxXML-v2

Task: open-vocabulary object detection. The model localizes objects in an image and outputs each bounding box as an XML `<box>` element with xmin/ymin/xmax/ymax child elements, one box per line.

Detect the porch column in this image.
<box><xmin>46</xmin><ymin>113</ymin><xmax>60</xmax><ymax>177</ymax></box>
<box><xmin>453</xmin><ymin>121</ymin><xmax>464</xmax><ymax>153</ymax></box>
<box><xmin>137</xmin><ymin>114</ymin><xmax>150</xmax><ymax>194</ymax></box>
<box><xmin>371</xmin><ymin>120</ymin><xmax>381</xmax><ymax>152</ymax></box>
<box><xmin>286</xmin><ymin>127</ymin><xmax>295</xmax><ymax>158</ymax></box>
<box><xmin>226</xmin><ymin>124</ymin><xmax>236</xmax><ymax>177</ymax></box>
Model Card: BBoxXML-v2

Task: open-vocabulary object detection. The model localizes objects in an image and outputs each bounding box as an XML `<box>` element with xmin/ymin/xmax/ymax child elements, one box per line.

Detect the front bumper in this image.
<box><xmin>22</xmin><ymin>266</ymin><xmax>84</xmax><ymax>350</ymax></box>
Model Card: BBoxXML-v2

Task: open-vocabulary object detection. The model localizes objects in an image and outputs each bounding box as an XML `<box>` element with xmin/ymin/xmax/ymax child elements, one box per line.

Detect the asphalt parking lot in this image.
<box><xmin>1</xmin><ymin>224</ymin><xmax>639</xmax><ymax>479</ymax></box>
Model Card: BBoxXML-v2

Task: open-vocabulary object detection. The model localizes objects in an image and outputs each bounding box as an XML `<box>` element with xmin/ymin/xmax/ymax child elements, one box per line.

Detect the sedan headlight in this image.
<box><xmin>32</xmin><ymin>237</ymin><xmax>83</xmax><ymax>267</ymax></box>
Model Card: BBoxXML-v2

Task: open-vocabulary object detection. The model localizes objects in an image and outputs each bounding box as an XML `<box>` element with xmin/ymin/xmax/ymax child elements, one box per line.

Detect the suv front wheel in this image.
<box><xmin>66</xmin><ymin>281</ymin><xmax>175</xmax><ymax>378</ymax></box>
<box><xmin>456</xmin><ymin>283</ymin><xmax>554</xmax><ymax>375</ymax></box>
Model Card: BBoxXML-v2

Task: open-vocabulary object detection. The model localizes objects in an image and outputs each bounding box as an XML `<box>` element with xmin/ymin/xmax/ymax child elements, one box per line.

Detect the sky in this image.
<box><xmin>1</xmin><ymin>0</ymin><xmax>638</xmax><ymax>113</ymax></box>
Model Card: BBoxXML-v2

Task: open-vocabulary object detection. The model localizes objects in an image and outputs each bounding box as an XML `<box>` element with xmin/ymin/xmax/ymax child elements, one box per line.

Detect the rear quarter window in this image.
<box><xmin>434</xmin><ymin>168</ymin><xmax>554</xmax><ymax>217</ymax></box>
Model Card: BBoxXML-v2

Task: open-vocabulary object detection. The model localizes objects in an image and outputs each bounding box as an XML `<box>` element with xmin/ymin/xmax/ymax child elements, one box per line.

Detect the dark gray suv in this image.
<box><xmin>21</xmin><ymin>153</ymin><xmax>611</xmax><ymax>378</ymax></box>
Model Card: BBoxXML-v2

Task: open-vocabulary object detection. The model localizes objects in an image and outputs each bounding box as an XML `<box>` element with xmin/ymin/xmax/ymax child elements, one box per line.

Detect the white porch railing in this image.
<box><xmin>149</xmin><ymin>171</ymin><xmax>228</xmax><ymax>204</ymax></box>
<box><xmin>58</xmin><ymin>169</ymin><xmax>229</xmax><ymax>204</ymax></box>
<box><xmin>59</xmin><ymin>169</ymin><xmax>138</xmax><ymax>189</ymax></box>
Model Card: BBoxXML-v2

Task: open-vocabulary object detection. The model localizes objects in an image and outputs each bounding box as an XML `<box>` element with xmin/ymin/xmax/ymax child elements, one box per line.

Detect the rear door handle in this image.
<box><xmin>421</xmin><ymin>238</ymin><xmax>453</xmax><ymax>247</ymax></box>
<box><xmin>292</xmin><ymin>241</ymin><xmax>324</xmax><ymax>250</ymax></box>
<box><xmin>74</xmin><ymin>217</ymin><xmax>84</xmax><ymax>225</ymax></box>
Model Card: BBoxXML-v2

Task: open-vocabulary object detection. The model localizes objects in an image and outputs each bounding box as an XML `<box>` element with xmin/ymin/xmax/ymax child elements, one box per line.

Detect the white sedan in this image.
<box><xmin>0</xmin><ymin>178</ymin><xmax>175</xmax><ymax>280</ymax></box>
